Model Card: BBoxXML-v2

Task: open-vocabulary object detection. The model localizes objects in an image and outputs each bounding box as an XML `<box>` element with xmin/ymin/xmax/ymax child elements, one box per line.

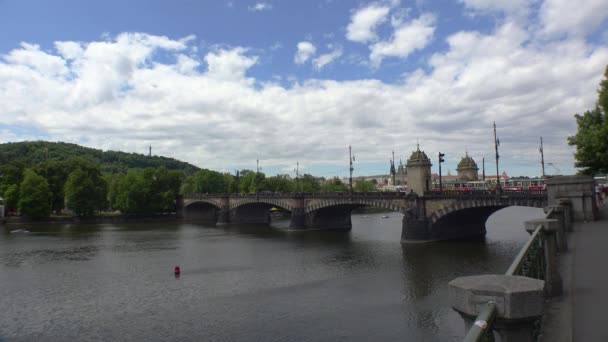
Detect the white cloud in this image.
<box><xmin>3</xmin><ymin>42</ymin><xmax>68</xmax><ymax>77</ymax></box>
<box><xmin>370</xmin><ymin>13</ymin><xmax>436</xmax><ymax>67</ymax></box>
<box><xmin>346</xmin><ymin>4</ymin><xmax>390</xmax><ymax>43</ymax></box>
<box><xmin>459</xmin><ymin>0</ymin><xmax>533</xmax><ymax>18</ymax></box>
<box><xmin>0</xmin><ymin>26</ymin><xmax>606</xmax><ymax>176</ymax></box>
<box><xmin>54</xmin><ymin>41</ymin><xmax>84</xmax><ymax>60</ymax></box>
<box><xmin>294</xmin><ymin>41</ymin><xmax>316</xmax><ymax>64</ymax></box>
<box><xmin>204</xmin><ymin>47</ymin><xmax>257</xmax><ymax>82</ymax></box>
<box><xmin>539</xmin><ymin>0</ymin><xmax>608</xmax><ymax>37</ymax></box>
<box><xmin>249</xmin><ymin>2</ymin><xmax>272</xmax><ymax>12</ymax></box>
<box><xmin>312</xmin><ymin>46</ymin><xmax>343</xmax><ymax>70</ymax></box>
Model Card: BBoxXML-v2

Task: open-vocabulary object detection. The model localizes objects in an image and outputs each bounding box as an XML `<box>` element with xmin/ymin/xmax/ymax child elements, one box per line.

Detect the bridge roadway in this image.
<box><xmin>179</xmin><ymin>190</ymin><xmax>547</xmax><ymax>242</ymax></box>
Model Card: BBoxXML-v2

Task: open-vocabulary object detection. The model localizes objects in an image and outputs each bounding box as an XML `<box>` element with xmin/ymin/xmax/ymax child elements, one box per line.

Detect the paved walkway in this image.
<box><xmin>541</xmin><ymin>205</ymin><xmax>608</xmax><ymax>341</ymax></box>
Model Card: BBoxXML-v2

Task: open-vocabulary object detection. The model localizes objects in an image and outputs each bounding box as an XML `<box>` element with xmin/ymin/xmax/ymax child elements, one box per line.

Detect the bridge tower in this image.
<box><xmin>456</xmin><ymin>152</ymin><xmax>479</xmax><ymax>181</ymax></box>
<box><xmin>406</xmin><ymin>144</ymin><xmax>432</xmax><ymax>195</ymax></box>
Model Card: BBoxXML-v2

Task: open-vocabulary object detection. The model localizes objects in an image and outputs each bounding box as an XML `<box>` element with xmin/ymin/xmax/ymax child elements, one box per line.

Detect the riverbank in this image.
<box><xmin>1</xmin><ymin>213</ymin><xmax>179</xmax><ymax>226</ymax></box>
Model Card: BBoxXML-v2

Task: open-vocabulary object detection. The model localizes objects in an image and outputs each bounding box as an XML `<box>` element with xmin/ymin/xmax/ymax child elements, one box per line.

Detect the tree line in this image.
<box><xmin>1</xmin><ymin>156</ymin><xmax>376</xmax><ymax>219</ymax></box>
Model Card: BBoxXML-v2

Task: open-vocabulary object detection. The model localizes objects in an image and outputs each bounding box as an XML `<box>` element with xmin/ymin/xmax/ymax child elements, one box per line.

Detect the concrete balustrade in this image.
<box><xmin>544</xmin><ymin>205</ymin><xmax>568</xmax><ymax>252</ymax></box>
<box><xmin>449</xmin><ymin>176</ymin><xmax>595</xmax><ymax>340</ymax></box>
<box><xmin>525</xmin><ymin>218</ymin><xmax>562</xmax><ymax>297</ymax></box>
<box><xmin>449</xmin><ymin>275</ymin><xmax>545</xmax><ymax>342</ymax></box>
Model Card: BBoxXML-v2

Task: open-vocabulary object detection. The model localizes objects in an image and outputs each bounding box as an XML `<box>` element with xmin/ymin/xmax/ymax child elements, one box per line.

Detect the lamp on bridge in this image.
<box><xmin>349</xmin><ymin>145</ymin><xmax>355</xmax><ymax>195</ymax></box>
<box><xmin>438</xmin><ymin>152</ymin><xmax>445</xmax><ymax>192</ymax></box>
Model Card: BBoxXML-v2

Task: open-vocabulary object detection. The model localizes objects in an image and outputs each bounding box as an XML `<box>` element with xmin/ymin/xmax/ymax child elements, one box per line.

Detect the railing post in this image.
<box><xmin>449</xmin><ymin>275</ymin><xmax>545</xmax><ymax>342</ymax></box>
<box><xmin>525</xmin><ymin>219</ymin><xmax>562</xmax><ymax>297</ymax></box>
<box><xmin>557</xmin><ymin>199</ymin><xmax>573</xmax><ymax>232</ymax></box>
<box><xmin>543</xmin><ymin>205</ymin><xmax>568</xmax><ymax>252</ymax></box>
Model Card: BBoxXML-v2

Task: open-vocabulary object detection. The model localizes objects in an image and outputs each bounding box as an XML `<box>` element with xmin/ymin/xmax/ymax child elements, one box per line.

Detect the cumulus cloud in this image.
<box><xmin>248</xmin><ymin>2</ymin><xmax>272</xmax><ymax>12</ymax></box>
<box><xmin>539</xmin><ymin>0</ymin><xmax>608</xmax><ymax>37</ymax></box>
<box><xmin>204</xmin><ymin>47</ymin><xmax>257</xmax><ymax>82</ymax></box>
<box><xmin>346</xmin><ymin>4</ymin><xmax>391</xmax><ymax>43</ymax></box>
<box><xmin>294</xmin><ymin>41</ymin><xmax>316</xmax><ymax>64</ymax></box>
<box><xmin>369</xmin><ymin>13</ymin><xmax>436</xmax><ymax>67</ymax></box>
<box><xmin>312</xmin><ymin>46</ymin><xmax>343</xmax><ymax>70</ymax></box>
<box><xmin>0</xmin><ymin>14</ymin><xmax>606</xmax><ymax>177</ymax></box>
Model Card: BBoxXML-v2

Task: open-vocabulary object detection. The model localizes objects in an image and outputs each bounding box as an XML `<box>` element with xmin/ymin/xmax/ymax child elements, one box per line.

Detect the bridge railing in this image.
<box><xmin>182</xmin><ymin>191</ymin><xmax>410</xmax><ymax>199</ymax></box>
<box><xmin>457</xmin><ymin>207</ymin><xmax>563</xmax><ymax>341</ymax></box>
<box><xmin>183</xmin><ymin>190</ymin><xmax>546</xmax><ymax>200</ymax></box>
<box><xmin>424</xmin><ymin>189</ymin><xmax>546</xmax><ymax>199</ymax></box>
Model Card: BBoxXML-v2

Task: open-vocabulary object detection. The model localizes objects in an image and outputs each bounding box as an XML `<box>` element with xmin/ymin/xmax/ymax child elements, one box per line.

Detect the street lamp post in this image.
<box><xmin>349</xmin><ymin>145</ymin><xmax>355</xmax><ymax>195</ymax></box>
<box><xmin>438</xmin><ymin>152</ymin><xmax>445</xmax><ymax>192</ymax></box>
<box><xmin>294</xmin><ymin>161</ymin><xmax>299</xmax><ymax>192</ymax></box>
<box><xmin>493</xmin><ymin>121</ymin><xmax>501</xmax><ymax>194</ymax></box>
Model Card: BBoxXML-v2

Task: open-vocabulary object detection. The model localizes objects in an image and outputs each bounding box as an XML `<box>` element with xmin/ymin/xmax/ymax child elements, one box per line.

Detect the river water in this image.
<box><xmin>0</xmin><ymin>207</ymin><xmax>544</xmax><ymax>342</ymax></box>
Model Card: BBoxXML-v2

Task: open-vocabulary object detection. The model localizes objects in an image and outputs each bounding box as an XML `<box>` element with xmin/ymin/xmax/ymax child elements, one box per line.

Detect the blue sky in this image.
<box><xmin>0</xmin><ymin>0</ymin><xmax>607</xmax><ymax>178</ymax></box>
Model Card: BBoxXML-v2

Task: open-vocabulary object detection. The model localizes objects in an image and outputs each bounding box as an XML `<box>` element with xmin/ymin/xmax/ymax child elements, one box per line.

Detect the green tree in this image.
<box><xmin>354</xmin><ymin>180</ymin><xmax>376</xmax><ymax>192</ymax></box>
<box><xmin>0</xmin><ymin>160</ymin><xmax>26</xmax><ymax>196</ymax></box>
<box><xmin>64</xmin><ymin>168</ymin><xmax>98</xmax><ymax>216</ymax></box>
<box><xmin>239</xmin><ymin>170</ymin><xmax>265</xmax><ymax>193</ymax></box>
<box><xmin>299</xmin><ymin>174</ymin><xmax>321</xmax><ymax>192</ymax></box>
<box><xmin>3</xmin><ymin>184</ymin><xmax>19</xmax><ymax>211</ymax></box>
<box><xmin>34</xmin><ymin>160</ymin><xmax>70</xmax><ymax>213</ymax></box>
<box><xmin>568</xmin><ymin>66</ymin><xmax>608</xmax><ymax>175</ymax></box>
<box><xmin>262</xmin><ymin>175</ymin><xmax>294</xmax><ymax>192</ymax></box>
<box><xmin>180</xmin><ymin>169</ymin><xmax>228</xmax><ymax>194</ymax></box>
<box><xmin>18</xmin><ymin>169</ymin><xmax>51</xmax><ymax>219</ymax></box>
<box><xmin>320</xmin><ymin>177</ymin><xmax>349</xmax><ymax>192</ymax></box>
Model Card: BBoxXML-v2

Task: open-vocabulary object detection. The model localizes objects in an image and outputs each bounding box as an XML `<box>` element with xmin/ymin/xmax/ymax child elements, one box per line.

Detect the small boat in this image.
<box><xmin>381</xmin><ymin>215</ymin><xmax>389</xmax><ymax>219</ymax></box>
<box><xmin>10</xmin><ymin>229</ymin><xmax>30</xmax><ymax>233</ymax></box>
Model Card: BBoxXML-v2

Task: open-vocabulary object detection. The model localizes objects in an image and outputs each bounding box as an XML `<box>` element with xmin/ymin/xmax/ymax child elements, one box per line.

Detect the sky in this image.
<box><xmin>0</xmin><ymin>0</ymin><xmax>607</xmax><ymax>179</ymax></box>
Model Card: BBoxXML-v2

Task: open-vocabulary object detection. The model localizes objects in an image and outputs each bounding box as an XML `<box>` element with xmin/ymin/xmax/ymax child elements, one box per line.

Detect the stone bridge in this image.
<box><xmin>178</xmin><ymin>190</ymin><xmax>547</xmax><ymax>242</ymax></box>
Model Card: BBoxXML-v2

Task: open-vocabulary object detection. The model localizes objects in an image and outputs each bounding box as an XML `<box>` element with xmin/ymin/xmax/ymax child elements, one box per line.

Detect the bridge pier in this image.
<box><xmin>401</xmin><ymin>216</ymin><xmax>430</xmax><ymax>241</ymax></box>
<box><xmin>216</xmin><ymin>197</ymin><xmax>230</xmax><ymax>225</ymax></box>
<box><xmin>289</xmin><ymin>197</ymin><xmax>306</xmax><ymax>230</ymax></box>
<box><xmin>289</xmin><ymin>208</ymin><xmax>306</xmax><ymax>230</ymax></box>
<box><xmin>401</xmin><ymin>197</ymin><xmax>433</xmax><ymax>242</ymax></box>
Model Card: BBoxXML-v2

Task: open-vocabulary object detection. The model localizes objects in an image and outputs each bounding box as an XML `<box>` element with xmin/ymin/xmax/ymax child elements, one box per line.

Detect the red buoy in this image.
<box><xmin>174</xmin><ymin>266</ymin><xmax>181</xmax><ymax>275</ymax></box>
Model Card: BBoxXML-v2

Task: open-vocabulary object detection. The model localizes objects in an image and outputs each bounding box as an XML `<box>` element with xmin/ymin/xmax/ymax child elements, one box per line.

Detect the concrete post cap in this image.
<box><xmin>449</xmin><ymin>274</ymin><xmax>544</xmax><ymax>320</ymax></box>
<box><xmin>525</xmin><ymin>218</ymin><xmax>558</xmax><ymax>234</ymax></box>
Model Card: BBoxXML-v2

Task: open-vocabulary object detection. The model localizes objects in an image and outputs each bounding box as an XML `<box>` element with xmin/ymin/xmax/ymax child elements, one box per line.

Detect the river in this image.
<box><xmin>0</xmin><ymin>207</ymin><xmax>544</xmax><ymax>341</ymax></box>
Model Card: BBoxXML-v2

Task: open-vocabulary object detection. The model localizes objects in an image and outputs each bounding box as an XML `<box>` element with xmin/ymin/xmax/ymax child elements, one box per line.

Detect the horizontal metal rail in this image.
<box><xmin>463</xmin><ymin>301</ymin><xmax>497</xmax><ymax>342</ymax></box>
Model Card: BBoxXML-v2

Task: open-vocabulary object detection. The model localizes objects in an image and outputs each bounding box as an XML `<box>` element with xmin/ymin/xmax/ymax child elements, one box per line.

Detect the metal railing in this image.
<box><xmin>505</xmin><ymin>225</ymin><xmax>545</xmax><ymax>279</ymax></box>
<box><xmin>463</xmin><ymin>210</ymin><xmax>553</xmax><ymax>341</ymax></box>
<box><xmin>182</xmin><ymin>190</ymin><xmax>545</xmax><ymax>200</ymax></box>
<box><xmin>463</xmin><ymin>302</ymin><xmax>497</xmax><ymax>342</ymax></box>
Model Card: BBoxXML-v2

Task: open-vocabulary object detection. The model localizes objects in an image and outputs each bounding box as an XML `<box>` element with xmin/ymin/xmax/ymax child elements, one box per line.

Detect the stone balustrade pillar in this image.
<box><xmin>543</xmin><ymin>205</ymin><xmax>568</xmax><ymax>252</ymax></box>
<box><xmin>557</xmin><ymin>199</ymin><xmax>573</xmax><ymax>232</ymax></box>
<box><xmin>525</xmin><ymin>218</ymin><xmax>562</xmax><ymax>297</ymax></box>
<box><xmin>449</xmin><ymin>274</ymin><xmax>545</xmax><ymax>342</ymax></box>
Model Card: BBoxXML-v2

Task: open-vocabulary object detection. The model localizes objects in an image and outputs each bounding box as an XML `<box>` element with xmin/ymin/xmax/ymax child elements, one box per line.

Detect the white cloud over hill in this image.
<box><xmin>1</xmin><ymin>1</ymin><xmax>607</xmax><ymax>176</ymax></box>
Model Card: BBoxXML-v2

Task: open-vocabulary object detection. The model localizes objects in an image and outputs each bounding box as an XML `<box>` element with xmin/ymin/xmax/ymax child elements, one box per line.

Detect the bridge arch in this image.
<box><xmin>426</xmin><ymin>197</ymin><xmax>546</xmax><ymax>240</ymax></box>
<box><xmin>305</xmin><ymin>198</ymin><xmax>407</xmax><ymax>214</ymax></box>
<box><xmin>182</xmin><ymin>200</ymin><xmax>222</xmax><ymax>221</ymax></box>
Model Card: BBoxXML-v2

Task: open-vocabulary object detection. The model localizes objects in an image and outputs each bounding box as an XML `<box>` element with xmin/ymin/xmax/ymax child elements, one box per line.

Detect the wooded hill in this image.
<box><xmin>0</xmin><ymin>141</ymin><xmax>199</xmax><ymax>174</ymax></box>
